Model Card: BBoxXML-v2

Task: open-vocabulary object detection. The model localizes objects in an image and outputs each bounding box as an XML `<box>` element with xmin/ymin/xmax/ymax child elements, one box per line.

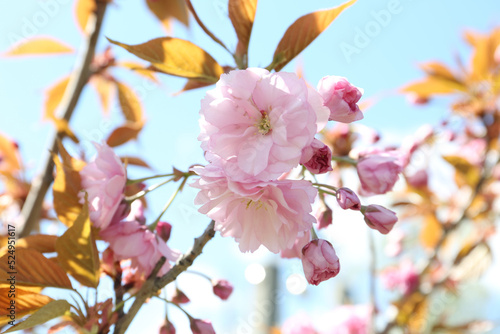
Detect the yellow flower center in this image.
<box><xmin>257</xmin><ymin>112</ymin><xmax>272</xmax><ymax>135</ymax></box>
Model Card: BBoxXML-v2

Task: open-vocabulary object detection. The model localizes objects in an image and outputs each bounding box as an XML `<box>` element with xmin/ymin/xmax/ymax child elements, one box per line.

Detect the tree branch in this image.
<box><xmin>17</xmin><ymin>1</ymin><xmax>108</xmax><ymax>237</ymax></box>
<box><xmin>113</xmin><ymin>220</ymin><xmax>216</xmax><ymax>334</ymax></box>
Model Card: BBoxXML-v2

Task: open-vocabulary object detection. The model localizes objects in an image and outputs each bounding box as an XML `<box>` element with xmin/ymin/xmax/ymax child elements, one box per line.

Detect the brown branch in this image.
<box><xmin>113</xmin><ymin>220</ymin><xmax>216</xmax><ymax>334</ymax></box>
<box><xmin>17</xmin><ymin>1</ymin><xmax>108</xmax><ymax>237</ymax></box>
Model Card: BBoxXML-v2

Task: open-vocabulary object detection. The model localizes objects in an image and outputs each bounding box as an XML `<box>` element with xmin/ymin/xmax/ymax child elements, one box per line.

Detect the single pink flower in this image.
<box><xmin>190</xmin><ymin>319</ymin><xmax>215</xmax><ymax>334</ymax></box>
<box><xmin>300</xmin><ymin>138</ymin><xmax>333</xmax><ymax>174</ymax></box>
<box><xmin>363</xmin><ymin>204</ymin><xmax>398</xmax><ymax>235</ymax></box>
<box><xmin>280</xmin><ymin>230</ymin><xmax>311</xmax><ymax>259</ymax></box>
<box><xmin>317</xmin><ymin>75</ymin><xmax>363</xmax><ymax>123</ymax></box>
<box><xmin>100</xmin><ymin>220</ymin><xmax>180</xmax><ymax>276</ymax></box>
<box><xmin>357</xmin><ymin>154</ymin><xmax>402</xmax><ymax>195</ymax></box>
<box><xmin>191</xmin><ymin>163</ymin><xmax>317</xmax><ymax>253</ymax></box>
<box><xmin>212</xmin><ymin>279</ymin><xmax>233</xmax><ymax>300</ymax></box>
<box><xmin>159</xmin><ymin>322</ymin><xmax>176</xmax><ymax>334</ymax></box>
<box><xmin>156</xmin><ymin>221</ymin><xmax>172</xmax><ymax>242</ymax></box>
<box><xmin>301</xmin><ymin>239</ymin><xmax>340</xmax><ymax>285</ymax></box>
<box><xmin>171</xmin><ymin>288</ymin><xmax>190</xmax><ymax>304</ymax></box>
<box><xmin>281</xmin><ymin>312</ymin><xmax>317</xmax><ymax>334</ymax></box>
<box><xmin>336</xmin><ymin>187</ymin><xmax>361</xmax><ymax>210</ymax></box>
<box><xmin>199</xmin><ymin>68</ymin><xmax>329</xmax><ymax>181</ymax></box>
<box><xmin>79</xmin><ymin>143</ymin><xmax>127</xmax><ymax>229</ymax></box>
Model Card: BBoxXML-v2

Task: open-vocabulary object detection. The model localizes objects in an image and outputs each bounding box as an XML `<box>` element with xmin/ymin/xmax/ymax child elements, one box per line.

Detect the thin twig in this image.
<box><xmin>368</xmin><ymin>229</ymin><xmax>377</xmax><ymax>334</ymax></box>
<box><xmin>113</xmin><ymin>220</ymin><xmax>216</xmax><ymax>334</ymax></box>
<box><xmin>18</xmin><ymin>1</ymin><xmax>108</xmax><ymax>237</ymax></box>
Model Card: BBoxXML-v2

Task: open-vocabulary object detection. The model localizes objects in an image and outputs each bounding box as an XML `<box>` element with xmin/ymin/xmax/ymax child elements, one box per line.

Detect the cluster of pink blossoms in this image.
<box><xmin>79</xmin><ymin>143</ymin><xmax>179</xmax><ymax>277</ymax></box>
<box><xmin>192</xmin><ymin>68</ymin><xmax>399</xmax><ymax>285</ymax></box>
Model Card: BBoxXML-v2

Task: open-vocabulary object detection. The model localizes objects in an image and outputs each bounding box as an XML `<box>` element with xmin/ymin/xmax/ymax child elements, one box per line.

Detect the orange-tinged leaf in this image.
<box><xmin>74</xmin><ymin>0</ymin><xmax>96</xmax><ymax>33</ymax></box>
<box><xmin>90</xmin><ymin>75</ymin><xmax>114</xmax><ymax>114</ymax></box>
<box><xmin>443</xmin><ymin>155</ymin><xmax>480</xmax><ymax>187</ymax></box>
<box><xmin>401</xmin><ymin>77</ymin><xmax>466</xmax><ymax>98</ymax></box>
<box><xmin>116</xmin><ymin>81</ymin><xmax>144</xmax><ymax>123</ymax></box>
<box><xmin>52</xmin><ymin>141</ymin><xmax>85</xmax><ymax>227</ymax></box>
<box><xmin>228</xmin><ymin>0</ymin><xmax>258</xmax><ymax>57</ymax></box>
<box><xmin>0</xmin><ymin>288</ymin><xmax>53</xmax><ymax>317</ymax></box>
<box><xmin>0</xmin><ymin>248</ymin><xmax>72</xmax><ymax>289</ymax></box>
<box><xmin>0</xmin><ymin>134</ymin><xmax>21</xmax><ymax>173</ymax></box>
<box><xmin>117</xmin><ymin>61</ymin><xmax>160</xmax><ymax>83</ymax></box>
<box><xmin>3</xmin><ymin>37</ymin><xmax>73</xmax><ymax>57</ymax></box>
<box><xmin>420</xmin><ymin>213</ymin><xmax>443</xmax><ymax>249</ymax></box>
<box><xmin>176</xmin><ymin>79</ymin><xmax>214</xmax><ymax>94</ymax></box>
<box><xmin>146</xmin><ymin>0</ymin><xmax>189</xmax><ymax>31</ymax></box>
<box><xmin>108</xmin><ymin>37</ymin><xmax>224</xmax><ymax>83</ymax></box>
<box><xmin>120</xmin><ymin>156</ymin><xmax>151</xmax><ymax>169</ymax></box>
<box><xmin>0</xmin><ymin>235</ymin><xmax>57</xmax><ymax>258</ymax></box>
<box><xmin>53</xmin><ymin>119</ymin><xmax>79</xmax><ymax>143</ymax></box>
<box><xmin>44</xmin><ymin>76</ymin><xmax>70</xmax><ymax>121</ymax></box>
<box><xmin>56</xmin><ymin>196</ymin><xmax>100</xmax><ymax>288</ymax></box>
<box><xmin>2</xmin><ymin>300</ymin><xmax>71</xmax><ymax>333</ymax></box>
<box><xmin>470</xmin><ymin>34</ymin><xmax>494</xmax><ymax>80</ymax></box>
<box><xmin>271</xmin><ymin>0</ymin><xmax>357</xmax><ymax>71</ymax></box>
<box><xmin>395</xmin><ymin>291</ymin><xmax>427</xmax><ymax>327</ymax></box>
<box><xmin>419</xmin><ymin>61</ymin><xmax>458</xmax><ymax>82</ymax></box>
<box><xmin>106</xmin><ymin>122</ymin><xmax>144</xmax><ymax>147</ymax></box>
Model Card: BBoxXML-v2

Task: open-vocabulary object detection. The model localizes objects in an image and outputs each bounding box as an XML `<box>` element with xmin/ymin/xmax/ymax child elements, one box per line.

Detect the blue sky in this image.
<box><xmin>1</xmin><ymin>0</ymin><xmax>500</xmax><ymax>333</ymax></box>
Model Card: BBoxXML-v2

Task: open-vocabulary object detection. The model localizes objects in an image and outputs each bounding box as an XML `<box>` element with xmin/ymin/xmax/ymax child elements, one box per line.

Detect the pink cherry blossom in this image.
<box><xmin>317</xmin><ymin>203</ymin><xmax>333</xmax><ymax>229</ymax></box>
<box><xmin>363</xmin><ymin>204</ymin><xmax>398</xmax><ymax>235</ymax></box>
<box><xmin>336</xmin><ymin>187</ymin><xmax>361</xmax><ymax>210</ymax></box>
<box><xmin>281</xmin><ymin>312</ymin><xmax>317</xmax><ymax>334</ymax></box>
<box><xmin>79</xmin><ymin>143</ymin><xmax>127</xmax><ymax>230</ymax></box>
<box><xmin>323</xmin><ymin>305</ymin><xmax>371</xmax><ymax>334</ymax></box>
<box><xmin>357</xmin><ymin>154</ymin><xmax>402</xmax><ymax>195</ymax></box>
<box><xmin>301</xmin><ymin>239</ymin><xmax>340</xmax><ymax>285</ymax></box>
<box><xmin>190</xmin><ymin>319</ymin><xmax>215</xmax><ymax>334</ymax></box>
<box><xmin>199</xmin><ymin>68</ymin><xmax>329</xmax><ymax>181</ymax></box>
<box><xmin>300</xmin><ymin>138</ymin><xmax>333</xmax><ymax>174</ymax></box>
<box><xmin>191</xmin><ymin>162</ymin><xmax>317</xmax><ymax>253</ymax></box>
<box><xmin>171</xmin><ymin>288</ymin><xmax>190</xmax><ymax>304</ymax></box>
<box><xmin>212</xmin><ymin>279</ymin><xmax>233</xmax><ymax>300</ymax></box>
<box><xmin>280</xmin><ymin>230</ymin><xmax>311</xmax><ymax>259</ymax></box>
<box><xmin>382</xmin><ymin>260</ymin><xmax>419</xmax><ymax>296</ymax></box>
<box><xmin>406</xmin><ymin>169</ymin><xmax>428</xmax><ymax>188</ymax></box>
<box><xmin>317</xmin><ymin>75</ymin><xmax>363</xmax><ymax>123</ymax></box>
<box><xmin>159</xmin><ymin>322</ymin><xmax>176</xmax><ymax>334</ymax></box>
<box><xmin>100</xmin><ymin>220</ymin><xmax>180</xmax><ymax>276</ymax></box>
<box><xmin>156</xmin><ymin>221</ymin><xmax>172</xmax><ymax>242</ymax></box>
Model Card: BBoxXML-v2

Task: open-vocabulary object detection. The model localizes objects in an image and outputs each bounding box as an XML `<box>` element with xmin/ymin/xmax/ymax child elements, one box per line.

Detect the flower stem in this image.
<box><xmin>310</xmin><ymin>227</ymin><xmax>319</xmax><ymax>240</ymax></box>
<box><xmin>125</xmin><ymin>177</ymin><xmax>174</xmax><ymax>203</ymax></box>
<box><xmin>126</xmin><ymin>173</ymin><xmax>174</xmax><ymax>185</ymax></box>
<box><xmin>331</xmin><ymin>155</ymin><xmax>357</xmax><ymax>165</ymax></box>
<box><xmin>148</xmin><ymin>177</ymin><xmax>188</xmax><ymax>231</ymax></box>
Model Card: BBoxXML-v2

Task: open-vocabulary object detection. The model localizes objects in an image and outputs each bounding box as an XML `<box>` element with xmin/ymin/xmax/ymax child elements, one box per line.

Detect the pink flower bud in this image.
<box><xmin>156</xmin><ymin>221</ymin><xmax>172</xmax><ymax>242</ymax></box>
<box><xmin>301</xmin><ymin>239</ymin><xmax>340</xmax><ymax>285</ymax></box>
<box><xmin>190</xmin><ymin>319</ymin><xmax>215</xmax><ymax>334</ymax></box>
<box><xmin>317</xmin><ymin>75</ymin><xmax>363</xmax><ymax>123</ymax></box>
<box><xmin>363</xmin><ymin>204</ymin><xmax>398</xmax><ymax>235</ymax></box>
<box><xmin>300</xmin><ymin>139</ymin><xmax>333</xmax><ymax>174</ymax></box>
<box><xmin>160</xmin><ymin>322</ymin><xmax>176</xmax><ymax>334</ymax></box>
<box><xmin>171</xmin><ymin>288</ymin><xmax>190</xmax><ymax>304</ymax></box>
<box><xmin>357</xmin><ymin>154</ymin><xmax>402</xmax><ymax>195</ymax></box>
<box><xmin>317</xmin><ymin>204</ymin><xmax>333</xmax><ymax>229</ymax></box>
<box><xmin>382</xmin><ymin>260</ymin><xmax>419</xmax><ymax>296</ymax></box>
<box><xmin>212</xmin><ymin>279</ymin><xmax>233</xmax><ymax>300</ymax></box>
<box><xmin>336</xmin><ymin>187</ymin><xmax>361</xmax><ymax>210</ymax></box>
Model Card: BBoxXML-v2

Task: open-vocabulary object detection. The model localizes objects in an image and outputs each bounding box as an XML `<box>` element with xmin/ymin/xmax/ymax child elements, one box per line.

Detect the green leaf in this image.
<box><xmin>2</xmin><ymin>300</ymin><xmax>71</xmax><ymax>333</ymax></box>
